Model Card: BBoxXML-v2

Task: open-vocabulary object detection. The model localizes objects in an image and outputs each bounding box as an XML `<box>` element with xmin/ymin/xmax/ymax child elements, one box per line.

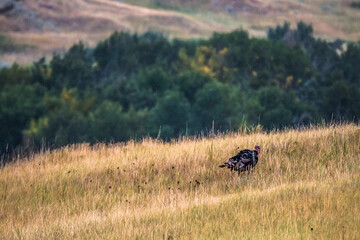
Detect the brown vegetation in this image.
<box><xmin>1</xmin><ymin>0</ymin><xmax>360</xmax><ymax>64</ymax></box>
<box><xmin>1</xmin><ymin>124</ymin><xmax>359</xmax><ymax>239</ymax></box>
<box><xmin>0</xmin><ymin>0</ymin><xmax>224</xmax><ymax>64</ymax></box>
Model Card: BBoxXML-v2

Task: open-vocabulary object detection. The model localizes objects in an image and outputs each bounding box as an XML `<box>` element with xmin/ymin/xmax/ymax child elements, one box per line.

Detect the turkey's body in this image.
<box><xmin>219</xmin><ymin>148</ymin><xmax>260</xmax><ymax>175</ymax></box>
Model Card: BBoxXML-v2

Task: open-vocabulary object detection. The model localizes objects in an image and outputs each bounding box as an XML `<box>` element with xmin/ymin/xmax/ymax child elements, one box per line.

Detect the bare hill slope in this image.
<box><xmin>122</xmin><ymin>0</ymin><xmax>360</xmax><ymax>41</ymax></box>
<box><xmin>1</xmin><ymin>0</ymin><xmax>359</xmax><ymax>64</ymax></box>
<box><xmin>0</xmin><ymin>0</ymin><xmax>221</xmax><ymax>33</ymax></box>
<box><xmin>0</xmin><ymin>0</ymin><xmax>224</xmax><ymax>64</ymax></box>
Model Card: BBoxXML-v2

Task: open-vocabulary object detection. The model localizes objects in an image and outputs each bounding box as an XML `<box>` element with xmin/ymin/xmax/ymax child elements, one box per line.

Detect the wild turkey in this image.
<box><xmin>219</xmin><ymin>145</ymin><xmax>261</xmax><ymax>176</ymax></box>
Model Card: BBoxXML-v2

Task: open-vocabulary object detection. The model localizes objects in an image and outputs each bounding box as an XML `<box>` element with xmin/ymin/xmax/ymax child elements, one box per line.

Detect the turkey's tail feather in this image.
<box><xmin>219</xmin><ymin>161</ymin><xmax>229</xmax><ymax>167</ymax></box>
<box><xmin>219</xmin><ymin>161</ymin><xmax>234</xmax><ymax>169</ymax></box>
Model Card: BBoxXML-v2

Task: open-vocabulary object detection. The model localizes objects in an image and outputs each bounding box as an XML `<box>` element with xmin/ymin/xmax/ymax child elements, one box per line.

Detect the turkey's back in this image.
<box><xmin>234</xmin><ymin>150</ymin><xmax>259</xmax><ymax>172</ymax></box>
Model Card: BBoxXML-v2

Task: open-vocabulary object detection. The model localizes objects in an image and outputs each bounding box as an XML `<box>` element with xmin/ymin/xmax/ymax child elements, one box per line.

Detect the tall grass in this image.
<box><xmin>0</xmin><ymin>124</ymin><xmax>359</xmax><ymax>239</ymax></box>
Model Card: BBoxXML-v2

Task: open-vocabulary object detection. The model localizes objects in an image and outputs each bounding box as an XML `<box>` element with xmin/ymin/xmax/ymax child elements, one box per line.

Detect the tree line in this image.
<box><xmin>1</xmin><ymin>22</ymin><xmax>359</xmax><ymax>157</ymax></box>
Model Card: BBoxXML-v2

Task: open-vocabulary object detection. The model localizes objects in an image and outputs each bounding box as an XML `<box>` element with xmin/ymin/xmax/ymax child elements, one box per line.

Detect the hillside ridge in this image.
<box><xmin>1</xmin><ymin>0</ymin><xmax>360</xmax><ymax>64</ymax></box>
<box><xmin>0</xmin><ymin>0</ymin><xmax>223</xmax><ymax>64</ymax></box>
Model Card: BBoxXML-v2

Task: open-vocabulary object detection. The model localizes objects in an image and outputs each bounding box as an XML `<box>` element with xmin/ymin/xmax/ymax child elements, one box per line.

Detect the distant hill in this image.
<box><xmin>0</xmin><ymin>0</ymin><xmax>224</xmax><ymax>64</ymax></box>
<box><xmin>0</xmin><ymin>0</ymin><xmax>359</xmax><ymax>64</ymax></box>
<box><xmin>122</xmin><ymin>0</ymin><xmax>360</xmax><ymax>40</ymax></box>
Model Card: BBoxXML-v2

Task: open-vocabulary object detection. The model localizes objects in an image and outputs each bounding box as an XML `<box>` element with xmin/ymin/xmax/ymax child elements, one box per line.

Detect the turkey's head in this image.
<box><xmin>255</xmin><ymin>145</ymin><xmax>261</xmax><ymax>155</ymax></box>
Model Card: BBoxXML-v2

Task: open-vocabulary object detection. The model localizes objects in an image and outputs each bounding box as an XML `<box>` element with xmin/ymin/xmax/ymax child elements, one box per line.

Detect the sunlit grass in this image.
<box><xmin>0</xmin><ymin>124</ymin><xmax>359</xmax><ymax>239</ymax></box>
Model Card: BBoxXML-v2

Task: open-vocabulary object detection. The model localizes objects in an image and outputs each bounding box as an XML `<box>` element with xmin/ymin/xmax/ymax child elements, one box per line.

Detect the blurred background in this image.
<box><xmin>0</xmin><ymin>0</ymin><xmax>359</xmax><ymax>156</ymax></box>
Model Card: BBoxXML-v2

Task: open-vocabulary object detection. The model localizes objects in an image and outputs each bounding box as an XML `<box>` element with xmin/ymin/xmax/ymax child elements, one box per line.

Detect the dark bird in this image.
<box><xmin>219</xmin><ymin>145</ymin><xmax>261</xmax><ymax>176</ymax></box>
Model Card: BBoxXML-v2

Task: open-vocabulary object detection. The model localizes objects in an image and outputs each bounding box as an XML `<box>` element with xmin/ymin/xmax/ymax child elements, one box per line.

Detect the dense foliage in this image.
<box><xmin>0</xmin><ymin>22</ymin><xmax>359</xmax><ymax>155</ymax></box>
<box><xmin>351</xmin><ymin>1</ymin><xmax>360</xmax><ymax>9</ymax></box>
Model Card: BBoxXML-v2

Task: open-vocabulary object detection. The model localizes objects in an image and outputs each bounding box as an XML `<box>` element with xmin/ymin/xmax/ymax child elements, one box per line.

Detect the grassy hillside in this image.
<box><xmin>1</xmin><ymin>124</ymin><xmax>359</xmax><ymax>239</ymax></box>
<box><xmin>0</xmin><ymin>0</ymin><xmax>224</xmax><ymax>64</ymax></box>
<box><xmin>1</xmin><ymin>0</ymin><xmax>360</xmax><ymax>64</ymax></box>
<box><xmin>119</xmin><ymin>0</ymin><xmax>360</xmax><ymax>41</ymax></box>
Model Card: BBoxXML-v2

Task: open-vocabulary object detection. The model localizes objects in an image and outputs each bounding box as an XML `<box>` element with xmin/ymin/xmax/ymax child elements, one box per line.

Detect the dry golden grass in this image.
<box><xmin>0</xmin><ymin>124</ymin><xmax>359</xmax><ymax>239</ymax></box>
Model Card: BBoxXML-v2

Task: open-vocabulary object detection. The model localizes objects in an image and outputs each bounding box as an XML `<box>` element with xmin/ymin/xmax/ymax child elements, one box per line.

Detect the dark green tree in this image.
<box><xmin>192</xmin><ymin>81</ymin><xmax>241</xmax><ymax>132</ymax></box>
<box><xmin>50</xmin><ymin>42</ymin><xmax>95</xmax><ymax>91</ymax></box>
<box><xmin>0</xmin><ymin>84</ymin><xmax>44</xmax><ymax>153</ymax></box>
<box><xmin>151</xmin><ymin>90</ymin><xmax>191</xmax><ymax>138</ymax></box>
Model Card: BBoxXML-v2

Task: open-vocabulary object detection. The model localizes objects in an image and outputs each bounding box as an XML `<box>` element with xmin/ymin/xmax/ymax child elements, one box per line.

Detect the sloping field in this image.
<box><xmin>124</xmin><ymin>0</ymin><xmax>360</xmax><ymax>41</ymax></box>
<box><xmin>1</xmin><ymin>0</ymin><xmax>360</xmax><ymax>65</ymax></box>
<box><xmin>0</xmin><ymin>0</ymin><xmax>221</xmax><ymax>34</ymax></box>
<box><xmin>1</xmin><ymin>124</ymin><xmax>359</xmax><ymax>239</ymax></box>
<box><xmin>0</xmin><ymin>0</ymin><xmax>224</xmax><ymax>64</ymax></box>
